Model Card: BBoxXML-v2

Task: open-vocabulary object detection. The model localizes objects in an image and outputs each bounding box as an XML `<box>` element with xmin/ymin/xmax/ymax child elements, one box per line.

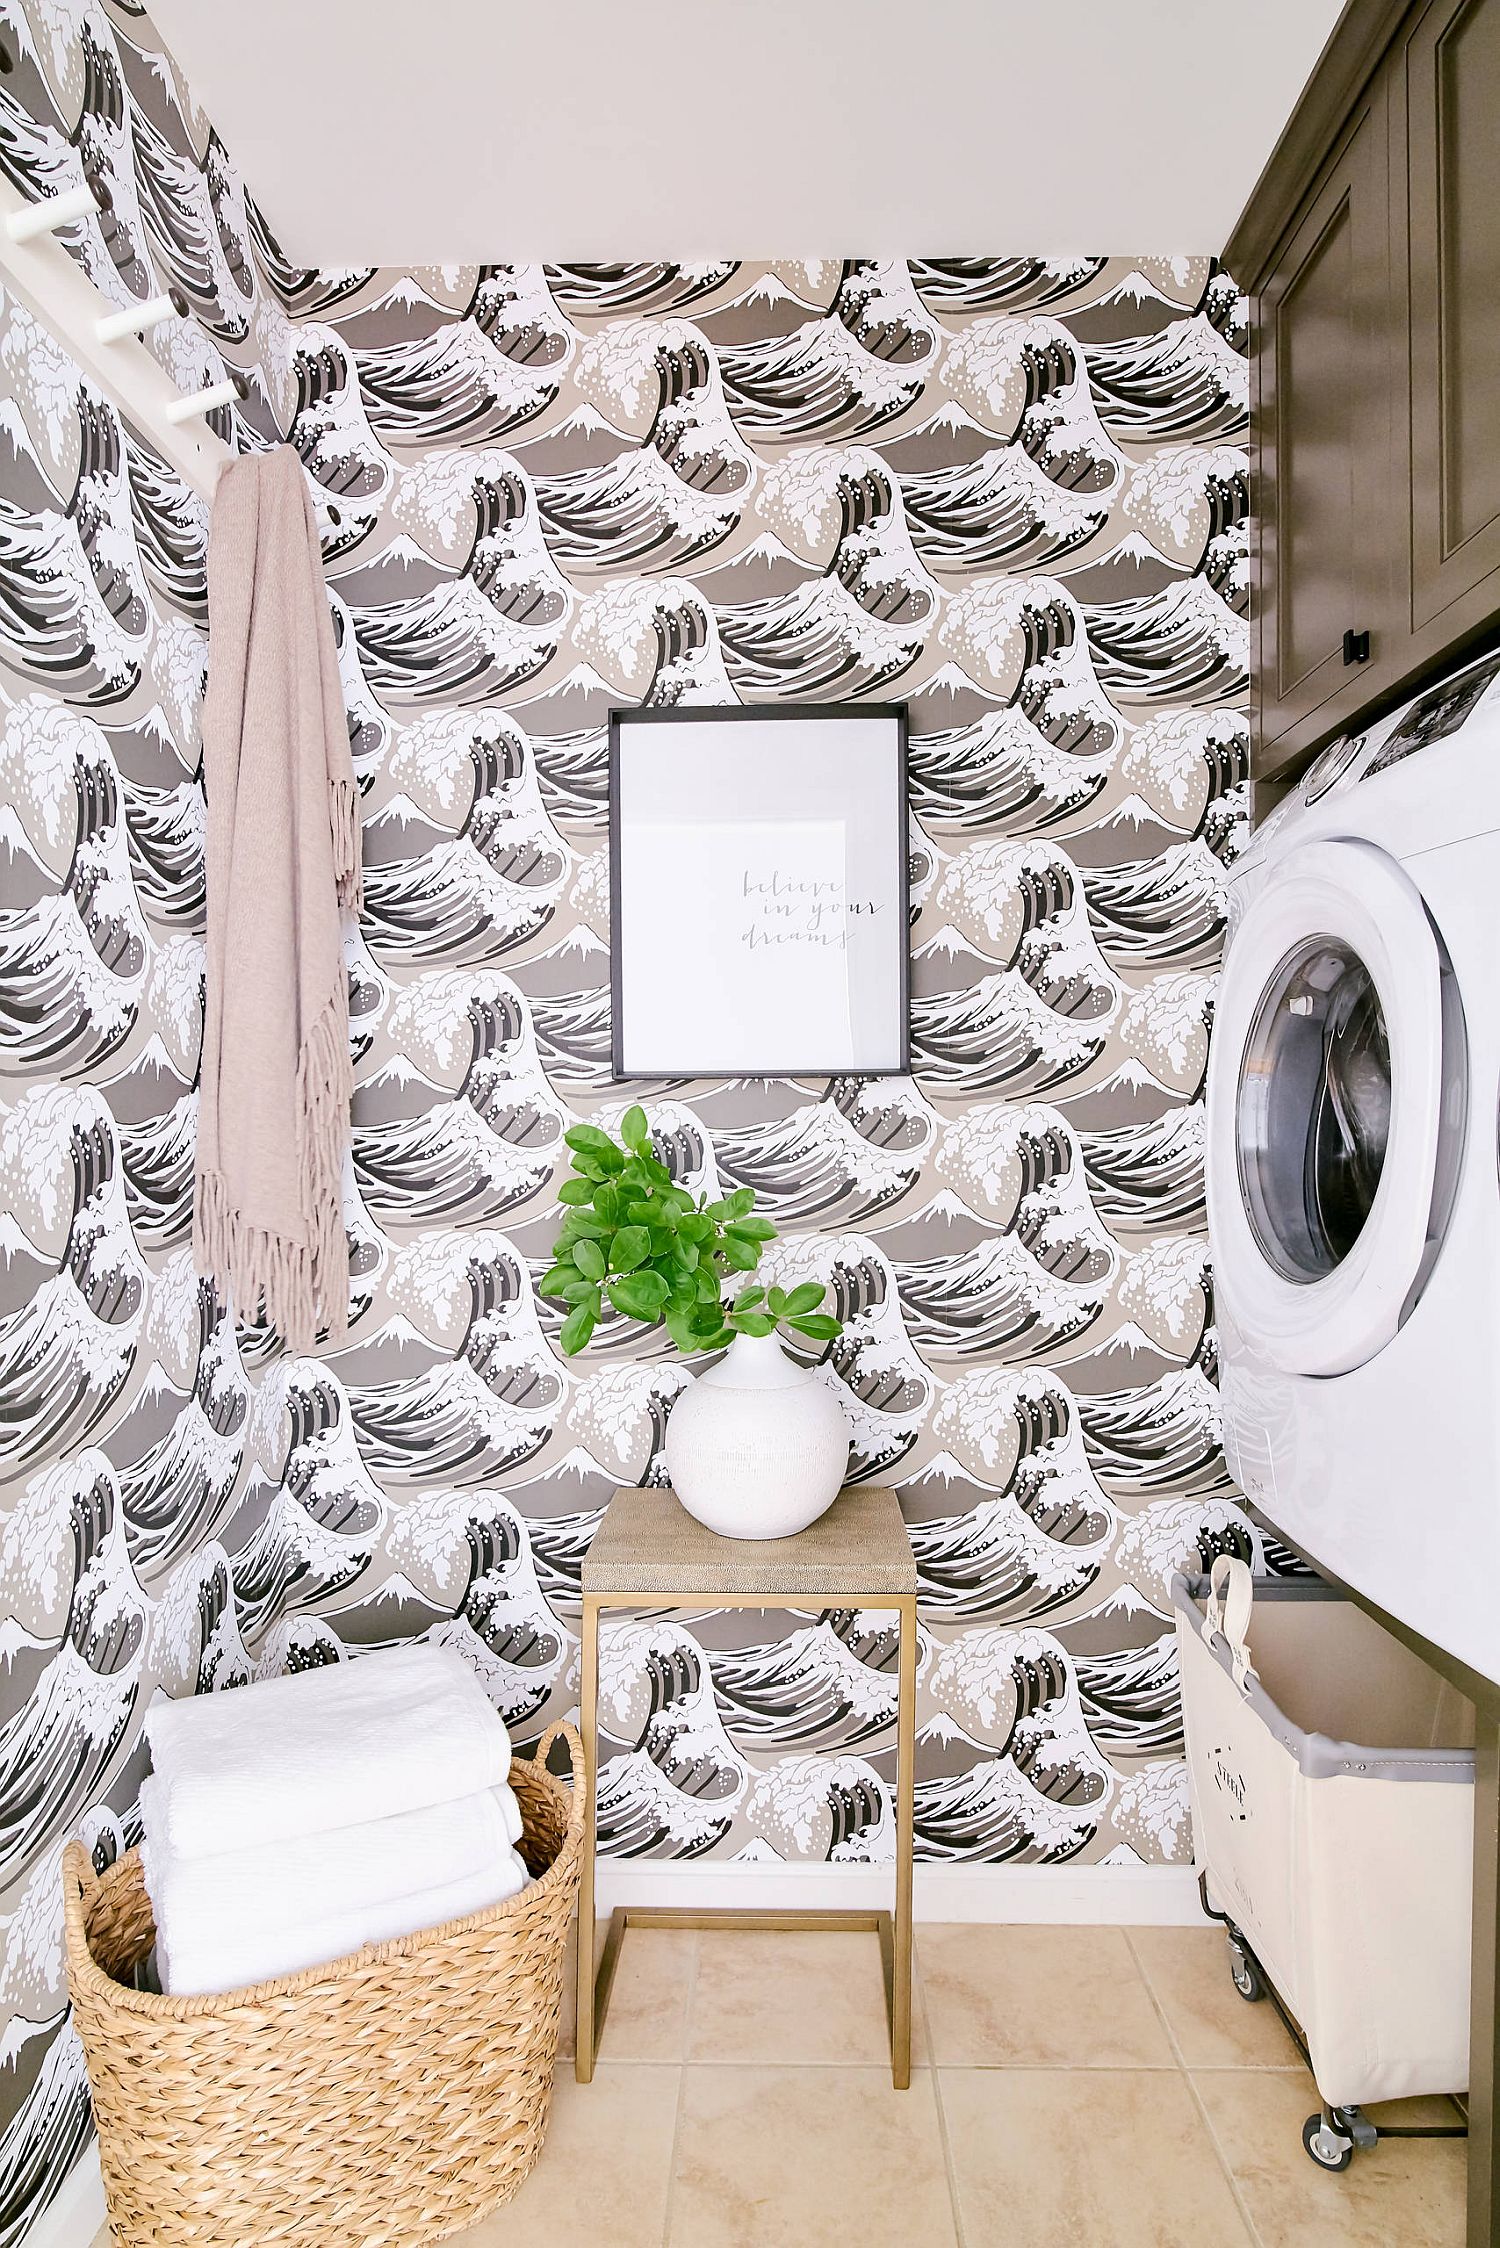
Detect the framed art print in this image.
<box><xmin>609</xmin><ymin>705</ymin><xmax>910</xmax><ymax>1078</ymax></box>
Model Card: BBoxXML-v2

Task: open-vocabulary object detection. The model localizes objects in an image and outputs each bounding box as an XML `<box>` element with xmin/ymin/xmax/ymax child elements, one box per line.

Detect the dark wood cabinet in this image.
<box><xmin>1227</xmin><ymin>0</ymin><xmax>1500</xmax><ymax>799</ymax></box>
<box><xmin>1255</xmin><ymin>83</ymin><xmax>1394</xmax><ymax>754</ymax></box>
<box><xmin>1402</xmin><ymin>0</ymin><xmax>1500</xmax><ymax>635</ymax></box>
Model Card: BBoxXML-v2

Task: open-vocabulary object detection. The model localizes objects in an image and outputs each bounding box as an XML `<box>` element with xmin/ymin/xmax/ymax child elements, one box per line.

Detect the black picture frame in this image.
<box><xmin>608</xmin><ymin>703</ymin><xmax>911</xmax><ymax>1081</ymax></box>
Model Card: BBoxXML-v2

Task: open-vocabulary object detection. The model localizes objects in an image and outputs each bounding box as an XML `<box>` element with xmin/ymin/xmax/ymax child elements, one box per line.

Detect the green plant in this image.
<box><xmin>542</xmin><ymin>1106</ymin><xmax>841</xmax><ymax>1359</ymax></box>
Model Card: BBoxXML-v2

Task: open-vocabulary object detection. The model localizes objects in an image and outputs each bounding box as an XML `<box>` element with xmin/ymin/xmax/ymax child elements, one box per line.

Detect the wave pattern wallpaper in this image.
<box><xmin>0</xmin><ymin>0</ymin><xmax>1259</xmax><ymax>2232</ymax></box>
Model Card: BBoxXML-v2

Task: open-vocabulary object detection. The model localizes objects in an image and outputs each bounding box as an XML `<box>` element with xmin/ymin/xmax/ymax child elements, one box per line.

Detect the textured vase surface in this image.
<box><xmin>663</xmin><ymin>1332</ymin><xmax>851</xmax><ymax>1540</ymax></box>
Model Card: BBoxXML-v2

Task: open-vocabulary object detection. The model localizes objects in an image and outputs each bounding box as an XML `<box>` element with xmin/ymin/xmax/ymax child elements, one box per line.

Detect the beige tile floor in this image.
<box><xmin>91</xmin><ymin>1921</ymin><xmax>1467</xmax><ymax>2246</ymax></box>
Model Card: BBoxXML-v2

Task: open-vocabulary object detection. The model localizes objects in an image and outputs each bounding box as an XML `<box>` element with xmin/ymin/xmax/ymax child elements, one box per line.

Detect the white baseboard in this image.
<box><xmin>26</xmin><ymin>2145</ymin><xmax>103</xmax><ymax>2248</ymax></box>
<box><xmin>594</xmin><ymin>1860</ymin><xmax>1203</xmax><ymax>1925</ymax></box>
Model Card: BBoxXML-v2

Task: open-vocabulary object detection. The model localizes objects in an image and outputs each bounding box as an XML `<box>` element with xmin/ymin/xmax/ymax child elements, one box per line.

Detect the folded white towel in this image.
<box><xmin>139</xmin><ymin>1773</ymin><xmax>523</xmax><ymax>1940</ymax></box>
<box><xmin>143</xmin><ymin>1645</ymin><xmax>509</xmax><ymax>1858</ymax></box>
<box><xmin>153</xmin><ymin>1844</ymin><xmax>532</xmax><ymax>1995</ymax></box>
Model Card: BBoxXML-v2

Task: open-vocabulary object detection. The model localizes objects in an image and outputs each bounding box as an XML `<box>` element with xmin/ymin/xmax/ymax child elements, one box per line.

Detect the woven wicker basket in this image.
<box><xmin>65</xmin><ymin>1721</ymin><xmax>584</xmax><ymax>2248</ymax></box>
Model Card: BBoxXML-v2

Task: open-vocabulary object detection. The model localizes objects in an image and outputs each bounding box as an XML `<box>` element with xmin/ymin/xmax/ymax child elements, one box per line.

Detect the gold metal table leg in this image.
<box><xmin>574</xmin><ymin>1581</ymin><xmax>918</xmax><ymax>2091</ymax></box>
<box><xmin>574</xmin><ymin>1593</ymin><xmax>599</xmax><ymax>2083</ymax></box>
<box><xmin>893</xmin><ymin>1590</ymin><xmax>917</xmax><ymax>2089</ymax></box>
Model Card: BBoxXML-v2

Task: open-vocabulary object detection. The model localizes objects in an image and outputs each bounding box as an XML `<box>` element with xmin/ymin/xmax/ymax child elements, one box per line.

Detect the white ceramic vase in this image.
<box><xmin>663</xmin><ymin>1331</ymin><xmax>851</xmax><ymax>1540</ymax></box>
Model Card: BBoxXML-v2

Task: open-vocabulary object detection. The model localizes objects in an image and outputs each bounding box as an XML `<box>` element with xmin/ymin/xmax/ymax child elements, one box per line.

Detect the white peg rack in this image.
<box><xmin>0</xmin><ymin>174</ymin><xmax>233</xmax><ymax>504</ymax></box>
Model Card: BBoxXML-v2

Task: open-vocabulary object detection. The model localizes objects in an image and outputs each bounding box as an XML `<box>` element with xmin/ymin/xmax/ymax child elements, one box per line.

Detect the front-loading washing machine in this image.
<box><xmin>1207</xmin><ymin>647</ymin><xmax>1500</xmax><ymax>1684</ymax></box>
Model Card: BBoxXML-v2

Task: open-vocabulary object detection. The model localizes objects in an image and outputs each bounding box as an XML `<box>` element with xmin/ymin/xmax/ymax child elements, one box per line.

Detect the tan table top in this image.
<box><xmin>582</xmin><ymin>1485</ymin><xmax>917</xmax><ymax>1598</ymax></box>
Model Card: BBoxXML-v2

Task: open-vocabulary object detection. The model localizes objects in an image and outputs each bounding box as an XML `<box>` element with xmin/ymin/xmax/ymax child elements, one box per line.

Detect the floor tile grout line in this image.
<box><xmin>1122</xmin><ymin>1928</ymin><xmax>1266</xmax><ymax>2248</ymax></box>
<box><xmin>659</xmin><ymin>1929</ymin><xmax>698</xmax><ymax>2247</ymax></box>
<box><xmin>920</xmin><ymin>1945</ymin><xmax>970</xmax><ymax>2248</ymax></box>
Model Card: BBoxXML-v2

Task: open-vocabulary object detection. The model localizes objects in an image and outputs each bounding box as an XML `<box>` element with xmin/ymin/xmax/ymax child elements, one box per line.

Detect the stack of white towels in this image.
<box><xmin>140</xmin><ymin>1645</ymin><xmax>529</xmax><ymax>1995</ymax></box>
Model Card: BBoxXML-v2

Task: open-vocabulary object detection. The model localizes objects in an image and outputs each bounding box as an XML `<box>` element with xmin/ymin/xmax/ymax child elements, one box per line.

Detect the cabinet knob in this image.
<box><xmin>1343</xmin><ymin>629</ymin><xmax>1371</xmax><ymax>666</ymax></box>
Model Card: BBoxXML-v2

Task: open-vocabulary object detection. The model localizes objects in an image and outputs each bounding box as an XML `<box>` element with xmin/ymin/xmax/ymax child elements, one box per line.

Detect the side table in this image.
<box><xmin>575</xmin><ymin>1484</ymin><xmax>919</xmax><ymax>2088</ymax></box>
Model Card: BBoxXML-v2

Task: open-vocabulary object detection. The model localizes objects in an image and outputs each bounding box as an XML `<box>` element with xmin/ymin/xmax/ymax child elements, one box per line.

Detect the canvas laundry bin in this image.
<box><xmin>1174</xmin><ymin>1559</ymin><xmax>1473</xmax><ymax>2110</ymax></box>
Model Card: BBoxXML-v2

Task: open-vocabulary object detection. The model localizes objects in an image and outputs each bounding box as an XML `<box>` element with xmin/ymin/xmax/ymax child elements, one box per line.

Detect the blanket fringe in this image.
<box><xmin>194</xmin><ymin>986</ymin><xmax>352</xmax><ymax>1350</ymax></box>
<box><xmin>329</xmin><ymin>775</ymin><xmax>363</xmax><ymax>914</ymax></box>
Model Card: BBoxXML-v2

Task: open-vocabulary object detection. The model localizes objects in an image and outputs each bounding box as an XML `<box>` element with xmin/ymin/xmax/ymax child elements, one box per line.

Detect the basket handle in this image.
<box><xmin>1205</xmin><ymin>1555</ymin><xmax>1256</xmax><ymax>1691</ymax></box>
<box><xmin>534</xmin><ymin>1720</ymin><xmax>585</xmax><ymax>1800</ymax></box>
<box><xmin>60</xmin><ymin>1840</ymin><xmax>101</xmax><ymax>1988</ymax></box>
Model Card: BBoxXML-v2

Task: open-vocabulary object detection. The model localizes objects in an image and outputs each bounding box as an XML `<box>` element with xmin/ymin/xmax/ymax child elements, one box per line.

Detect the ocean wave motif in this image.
<box><xmin>0</xmin><ymin>392</ymin><xmax>150</xmax><ymax>707</ymax></box>
<box><xmin>906</xmin><ymin>706</ymin><xmax>1114</xmax><ymax>835</ymax></box>
<box><xmin>596</xmin><ymin>1617</ymin><xmax>748</xmax><ymax>1856</ymax></box>
<box><xmin>914</xmin><ymin>1752</ymin><xmax>1101</xmax><ymax>1864</ymax></box>
<box><xmin>1078</xmin><ymin>1368</ymin><xmax>1232</xmax><ymax>1502</ymax></box>
<box><xmin>546</xmin><ymin>263</ymin><xmax>741</xmax><ymax>317</ymax></box>
<box><xmin>0</xmin><ymin>1456</ymin><xmax>147</xmax><ymax>1888</ymax></box>
<box><xmin>708</xmin><ymin>1080</ymin><xmax>934</xmax><ymax>1226</ymax></box>
<box><xmin>1086</xmin><ymin>308</ymin><xmax>1248</xmax><ymax>443</ymax></box>
<box><xmin>908</xmin><ymin>258</ymin><xmax>1110</xmax><ymax>313</ymax></box>
<box><xmin>711</xmin><ymin>1610</ymin><xmax>904</xmax><ymax>1750</ymax></box>
<box><xmin>0</xmin><ymin>32</ymin><xmax>1258</xmax><ymax>2217</ymax></box>
<box><xmin>719</xmin><ymin>262</ymin><xmax>938</xmax><ymax>444</ymax></box>
<box><xmin>911</xmin><ymin>969</ymin><xmax>1111</xmax><ymax>1100</ymax></box>
<box><xmin>744</xmin><ymin>1752</ymin><xmax>893</xmax><ymax>1863</ymax></box>
<box><xmin>1085</xmin><ymin>579</ymin><xmax>1248</xmax><ymax>707</ymax></box>
<box><xmin>536</xmin><ymin>330</ymin><xmax>755</xmax><ymax>577</ymax></box>
<box><xmin>1079</xmin><ymin>1107</ymin><xmax>1206</xmax><ymax>1233</ymax></box>
<box><xmin>0</xmin><ymin>742</ymin><xmax>147</xmax><ymax>1074</ymax></box>
<box><xmin>0</xmin><ymin>1091</ymin><xmax>145</xmax><ymax>1472</ymax></box>
<box><xmin>1085</xmin><ymin>839</ymin><xmax>1227</xmax><ymax>968</ymax></box>
<box><xmin>355</xmin><ymin>268</ymin><xmax>571</xmax><ymax>451</ymax></box>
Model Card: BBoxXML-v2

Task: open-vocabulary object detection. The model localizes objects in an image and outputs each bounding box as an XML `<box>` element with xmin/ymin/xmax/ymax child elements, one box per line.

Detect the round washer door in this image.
<box><xmin>1207</xmin><ymin>836</ymin><xmax>1458</xmax><ymax>1377</ymax></box>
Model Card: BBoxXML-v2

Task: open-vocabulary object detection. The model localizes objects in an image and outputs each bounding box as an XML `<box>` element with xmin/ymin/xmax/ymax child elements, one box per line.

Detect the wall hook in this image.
<box><xmin>95</xmin><ymin>285</ymin><xmax>190</xmax><ymax>343</ymax></box>
<box><xmin>163</xmin><ymin>368</ymin><xmax>249</xmax><ymax>424</ymax></box>
<box><xmin>6</xmin><ymin>179</ymin><xmax>109</xmax><ymax>243</ymax></box>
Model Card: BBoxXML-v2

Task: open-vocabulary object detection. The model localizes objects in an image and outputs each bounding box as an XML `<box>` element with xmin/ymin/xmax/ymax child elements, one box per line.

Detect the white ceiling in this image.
<box><xmin>148</xmin><ymin>0</ymin><xmax>1345</xmax><ymax>266</ymax></box>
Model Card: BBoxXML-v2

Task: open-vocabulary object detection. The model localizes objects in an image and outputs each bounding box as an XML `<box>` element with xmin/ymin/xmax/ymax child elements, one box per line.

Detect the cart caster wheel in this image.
<box><xmin>1303</xmin><ymin>2113</ymin><xmax>1354</xmax><ymax>2172</ymax></box>
<box><xmin>1227</xmin><ymin>1940</ymin><xmax>1264</xmax><ymax>2002</ymax></box>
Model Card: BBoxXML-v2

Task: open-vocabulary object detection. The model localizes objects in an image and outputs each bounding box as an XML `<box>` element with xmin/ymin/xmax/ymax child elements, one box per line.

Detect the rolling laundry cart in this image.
<box><xmin>1175</xmin><ymin>1557</ymin><xmax>1473</xmax><ymax>2170</ymax></box>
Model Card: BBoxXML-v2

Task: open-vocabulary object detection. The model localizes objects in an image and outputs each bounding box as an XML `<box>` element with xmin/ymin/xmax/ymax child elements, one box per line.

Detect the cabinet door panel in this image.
<box><xmin>1257</xmin><ymin>90</ymin><xmax>1394</xmax><ymax>751</ymax></box>
<box><xmin>1406</xmin><ymin>0</ymin><xmax>1500</xmax><ymax>629</ymax></box>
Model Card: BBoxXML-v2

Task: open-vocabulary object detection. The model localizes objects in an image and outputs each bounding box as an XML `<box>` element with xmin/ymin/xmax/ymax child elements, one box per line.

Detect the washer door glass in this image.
<box><xmin>1237</xmin><ymin>939</ymin><xmax>1391</xmax><ymax>1283</ymax></box>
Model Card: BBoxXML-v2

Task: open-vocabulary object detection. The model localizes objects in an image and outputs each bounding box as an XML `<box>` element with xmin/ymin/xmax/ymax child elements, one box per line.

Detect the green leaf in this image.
<box><xmin>620</xmin><ymin>1104</ymin><xmax>650</xmax><ymax>1151</ymax></box>
<box><xmin>726</xmin><ymin>1216</ymin><xmax>776</xmax><ymax>1242</ymax></box>
<box><xmin>788</xmin><ymin>1313</ymin><xmax>840</xmax><ymax>1339</ymax></box>
<box><xmin>688</xmin><ymin>1298</ymin><xmax>728</xmax><ymax>1335</ymax></box>
<box><xmin>593</xmin><ymin>1182</ymin><xmax>623</xmax><ymax>1226</ymax></box>
<box><xmin>672</xmin><ymin>1239</ymin><xmax>700</xmax><ymax>1272</ymax></box>
<box><xmin>665</xmin><ymin>1312</ymin><xmax>695</xmax><ymax>1355</ymax></box>
<box><xmin>721</xmin><ymin>1233</ymin><xmax>761</xmax><ymax>1272</ymax></box>
<box><xmin>609</xmin><ymin>1225</ymin><xmax>651</xmax><ymax>1274</ymax></box>
<box><xmin>695</xmin><ymin>1268</ymin><xmax>723</xmax><ymax>1305</ymax></box>
<box><xmin>732</xmin><ymin>1284</ymin><xmax>765</xmax><ymax>1312</ymax></box>
<box><xmin>563</xmin><ymin>1210</ymin><xmax>611</xmax><ymax>1239</ymax></box>
<box><xmin>565</xmin><ymin>1123</ymin><xmax>617</xmax><ymax>1157</ymax></box>
<box><xmin>732</xmin><ymin>1311</ymin><xmax>775</xmax><ymax>1337</ymax></box>
<box><xmin>677</xmin><ymin>1211</ymin><xmax>712</xmax><ymax>1245</ymax></box>
<box><xmin>559</xmin><ymin>1302</ymin><xmax>597</xmax><ymax>1355</ymax></box>
<box><xmin>557</xmin><ymin>1177</ymin><xmax>594</xmax><ymax>1206</ymax></box>
<box><xmin>696</xmin><ymin>1327</ymin><xmax>735</xmax><ymax>1353</ymax></box>
<box><xmin>608</xmin><ymin>1270</ymin><xmax>669</xmax><ymax>1322</ymax></box>
<box><xmin>767</xmin><ymin>1285</ymin><xmax>787</xmax><ymax>1317</ymax></box>
<box><xmin>538</xmin><ymin>1263</ymin><xmax>578</xmax><ymax>1297</ymax></box>
<box><xmin>573</xmin><ymin>1237</ymin><xmax>607</xmax><ymax>1282</ymax></box>
<box><xmin>783</xmin><ymin>1281</ymin><xmax>824</xmax><ymax>1316</ymax></box>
